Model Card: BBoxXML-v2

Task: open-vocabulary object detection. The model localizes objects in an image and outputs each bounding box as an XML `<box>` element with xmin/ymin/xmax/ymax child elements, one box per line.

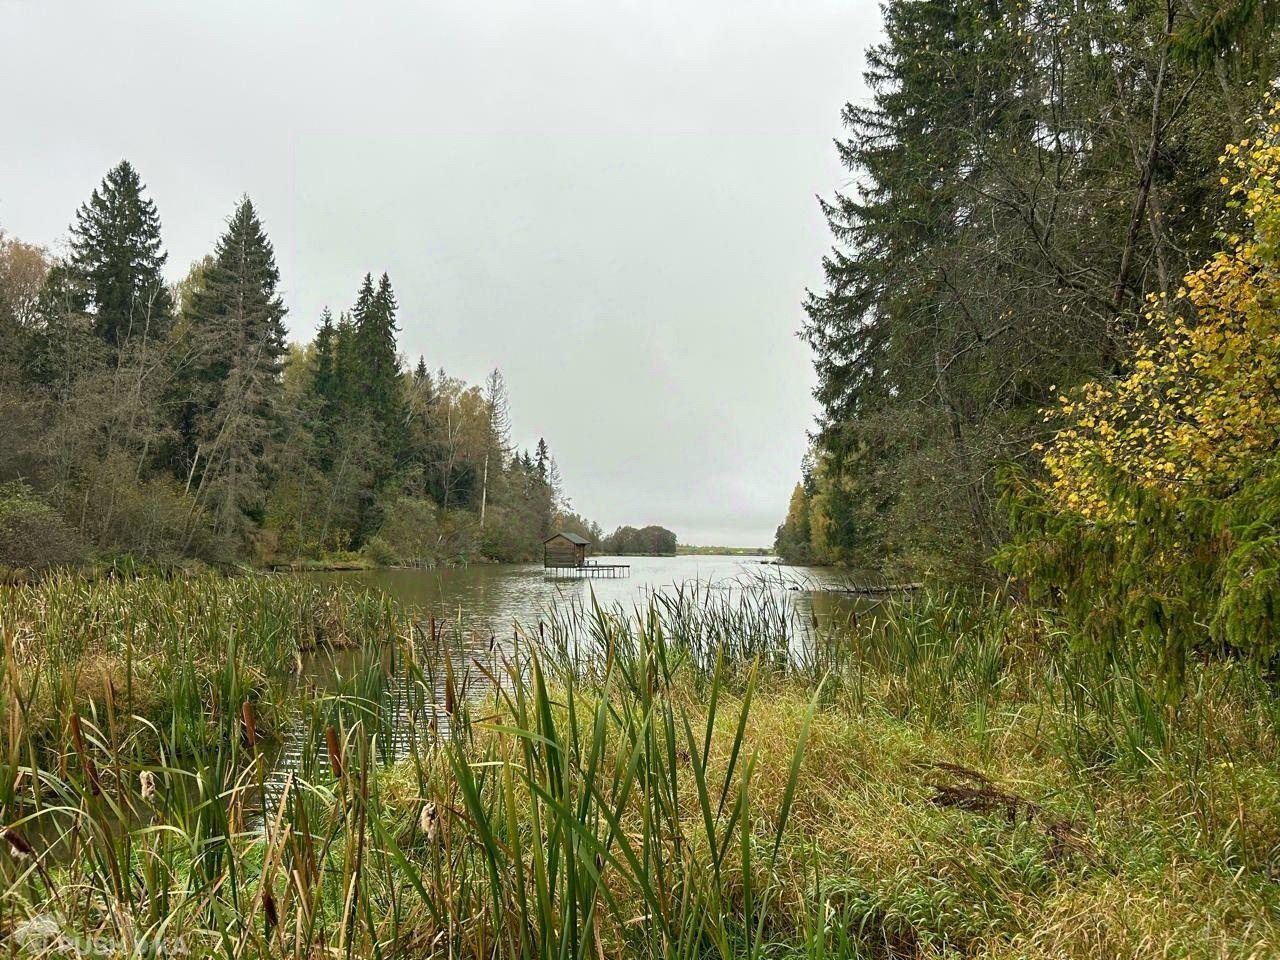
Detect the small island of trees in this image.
<box><xmin>598</xmin><ymin>524</ymin><xmax>678</xmax><ymax>556</ymax></box>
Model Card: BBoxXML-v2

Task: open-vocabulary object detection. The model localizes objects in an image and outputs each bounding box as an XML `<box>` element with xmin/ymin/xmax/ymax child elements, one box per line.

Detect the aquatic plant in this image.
<box><xmin>0</xmin><ymin>574</ymin><xmax>1276</xmax><ymax>957</ymax></box>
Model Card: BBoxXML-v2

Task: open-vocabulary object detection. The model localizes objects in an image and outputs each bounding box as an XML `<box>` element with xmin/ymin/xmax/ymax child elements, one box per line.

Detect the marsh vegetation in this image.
<box><xmin>0</xmin><ymin>573</ymin><xmax>1276</xmax><ymax>958</ymax></box>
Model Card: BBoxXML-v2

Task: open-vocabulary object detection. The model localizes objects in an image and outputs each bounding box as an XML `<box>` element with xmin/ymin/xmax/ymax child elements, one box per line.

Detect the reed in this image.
<box><xmin>0</xmin><ymin>573</ymin><xmax>1275</xmax><ymax>958</ymax></box>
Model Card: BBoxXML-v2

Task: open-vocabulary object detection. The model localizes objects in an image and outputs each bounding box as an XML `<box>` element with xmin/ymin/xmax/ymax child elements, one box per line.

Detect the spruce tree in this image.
<box><xmin>353</xmin><ymin>272</ymin><xmax>405</xmax><ymax>440</ymax></box>
<box><xmin>343</xmin><ymin>272</ymin><xmax>407</xmax><ymax>475</ymax></box>
<box><xmin>333</xmin><ymin>272</ymin><xmax>407</xmax><ymax>539</ymax></box>
<box><xmin>69</xmin><ymin>160</ymin><xmax>173</xmax><ymax>348</ymax></box>
<box><xmin>333</xmin><ymin>310</ymin><xmax>357</xmax><ymax>411</ymax></box>
<box><xmin>181</xmin><ymin>197</ymin><xmax>287</xmax><ymax>537</ymax></box>
<box><xmin>535</xmin><ymin>438</ymin><xmax>549</xmax><ymax>482</ymax></box>
<box><xmin>312</xmin><ymin>307</ymin><xmax>338</xmax><ymax>413</ymax></box>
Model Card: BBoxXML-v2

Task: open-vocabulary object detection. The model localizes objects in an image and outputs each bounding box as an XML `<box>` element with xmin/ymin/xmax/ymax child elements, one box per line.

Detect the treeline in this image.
<box><xmin>677</xmin><ymin>545</ymin><xmax>769</xmax><ymax>557</ymax></box>
<box><xmin>599</xmin><ymin>525</ymin><xmax>678</xmax><ymax>556</ymax></box>
<box><xmin>0</xmin><ymin>162</ymin><xmax>594</xmax><ymax>568</ymax></box>
<box><xmin>777</xmin><ymin>0</ymin><xmax>1278</xmax><ymax>577</ymax></box>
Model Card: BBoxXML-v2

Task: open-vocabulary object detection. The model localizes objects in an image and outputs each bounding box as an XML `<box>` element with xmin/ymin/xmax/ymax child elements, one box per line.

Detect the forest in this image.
<box><xmin>0</xmin><ymin>163</ymin><xmax>598</xmax><ymax>570</ymax></box>
<box><xmin>775</xmin><ymin>0</ymin><xmax>1280</xmax><ymax>585</ymax></box>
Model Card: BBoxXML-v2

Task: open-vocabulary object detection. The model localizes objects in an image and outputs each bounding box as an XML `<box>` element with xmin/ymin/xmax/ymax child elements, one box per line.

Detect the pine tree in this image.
<box><xmin>69</xmin><ymin>160</ymin><xmax>173</xmax><ymax>348</ymax></box>
<box><xmin>801</xmin><ymin>0</ymin><xmax>1068</xmax><ymax>574</ymax></box>
<box><xmin>330</xmin><ymin>272</ymin><xmax>407</xmax><ymax>540</ymax></box>
<box><xmin>181</xmin><ymin>197</ymin><xmax>287</xmax><ymax>538</ymax></box>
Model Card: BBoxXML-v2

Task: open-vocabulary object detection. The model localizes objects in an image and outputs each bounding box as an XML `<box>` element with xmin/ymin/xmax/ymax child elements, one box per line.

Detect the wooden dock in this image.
<box><xmin>545</xmin><ymin>562</ymin><xmax>630</xmax><ymax>579</ymax></box>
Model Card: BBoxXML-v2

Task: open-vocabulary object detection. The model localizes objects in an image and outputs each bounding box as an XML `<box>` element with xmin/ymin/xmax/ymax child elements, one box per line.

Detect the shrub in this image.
<box><xmin>0</xmin><ymin>480</ymin><xmax>83</xmax><ymax>568</ymax></box>
<box><xmin>361</xmin><ymin>535</ymin><xmax>399</xmax><ymax>567</ymax></box>
<box><xmin>1003</xmin><ymin>103</ymin><xmax>1280</xmax><ymax>676</ymax></box>
<box><xmin>372</xmin><ymin>497</ymin><xmax>442</xmax><ymax>565</ymax></box>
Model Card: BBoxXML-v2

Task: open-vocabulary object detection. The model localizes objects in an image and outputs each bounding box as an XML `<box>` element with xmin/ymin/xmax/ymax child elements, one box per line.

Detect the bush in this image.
<box><xmin>0</xmin><ymin>481</ymin><xmax>83</xmax><ymax>568</ymax></box>
<box><xmin>371</xmin><ymin>497</ymin><xmax>443</xmax><ymax>566</ymax></box>
<box><xmin>1003</xmin><ymin>109</ymin><xmax>1280</xmax><ymax>676</ymax></box>
<box><xmin>361</xmin><ymin>535</ymin><xmax>399</xmax><ymax>567</ymax></box>
<box><xmin>77</xmin><ymin>460</ymin><xmax>230</xmax><ymax>564</ymax></box>
<box><xmin>480</xmin><ymin>503</ymin><xmax>541</xmax><ymax>562</ymax></box>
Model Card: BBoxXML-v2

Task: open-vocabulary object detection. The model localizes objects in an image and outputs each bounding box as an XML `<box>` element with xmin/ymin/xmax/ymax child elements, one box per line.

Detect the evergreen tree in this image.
<box><xmin>333</xmin><ymin>273</ymin><xmax>406</xmax><ymax>539</ymax></box>
<box><xmin>332</xmin><ymin>309</ymin><xmax>358</xmax><ymax>410</ymax></box>
<box><xmin>479</xmin><ymin>369</ymin><xmax>511</xmax><ymax>528</ymax></box>
<box><xmin>535</xmin><ymin>438</ymin><xmax>549</xmax><ymax>482</ymax></box>
<box><xmin>68</xmin><ymin>160</ymin><xmax>173</xmax><ymax>348</ymax></box>
<box><xmin>795</xmin><ymin>0</ymin><xmax>1275</xmax><ymax>577</ymax></box>
<box><xmin>403</xmin><ymin>355</ymin><xmax>436</xmax><ymax>499</ymax></box>
<box><xmin>312</xmin><ymin>308</ymin><xmax>343</xmax><ymax>419</ymax></box>
<box><xmin>181</xmin><ymin>197</ymin><xmax>287</xmax><ymax>539</ymax></box>
<box><xmin>305</xmin><ymin>307</ymin><xmax>341</xmax><ymax>473</ymax></box>
<box><xmin>352</xmin><ymin>272</ymin><xmax>405</xmax><ymax>446</ymax></box>
<box><xmin>313</xmin><ymin>307</ymin><xmax>338</xmax><ymax>411</ymax></box>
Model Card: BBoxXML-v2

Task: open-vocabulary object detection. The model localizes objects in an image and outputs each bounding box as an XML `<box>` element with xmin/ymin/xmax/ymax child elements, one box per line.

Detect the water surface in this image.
<box><xmin>257</xmin><ymin>556</ymin><xmax>872</xmax><ymax>813</ymax></box>
<box><xmin>312</xmin><ymin>554</ymin><xmax>864</xmax><ymax>637</ymax></box>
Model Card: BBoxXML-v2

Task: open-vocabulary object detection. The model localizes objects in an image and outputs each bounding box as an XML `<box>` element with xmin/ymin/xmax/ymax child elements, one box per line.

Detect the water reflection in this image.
<box><xmin>258</xmin><ymin>557</ymin><xmax>876</xmax><ymax>814</ymax></box>
<box><xmin>309</xmin><ymin>554</ymin><xmax>866</xmax><ymax>637</ymax></box>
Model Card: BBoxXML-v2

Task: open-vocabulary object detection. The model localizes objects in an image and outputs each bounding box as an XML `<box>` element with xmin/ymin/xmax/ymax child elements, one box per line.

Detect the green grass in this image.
<box><xmin>0</xmin><ymin>574</ymin><xmax>1276</xmax><ymax>958</ymax></box>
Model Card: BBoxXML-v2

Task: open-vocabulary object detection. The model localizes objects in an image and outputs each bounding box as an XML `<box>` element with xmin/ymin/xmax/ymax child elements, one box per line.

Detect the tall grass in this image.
<box><xmin>0</xmin><ymin>573</ymin><xmax>1276</xmax><ymax>957</ymax></box>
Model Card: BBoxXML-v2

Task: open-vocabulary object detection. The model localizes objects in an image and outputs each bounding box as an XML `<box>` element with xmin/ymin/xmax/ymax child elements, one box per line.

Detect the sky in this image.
<box><xmin>0</xmin><ymin>0</ymin><xmax>880</xmax><ymax>546</ymax></box>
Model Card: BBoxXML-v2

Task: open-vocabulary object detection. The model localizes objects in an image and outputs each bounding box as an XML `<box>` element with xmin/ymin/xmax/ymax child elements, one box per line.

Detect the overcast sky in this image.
<box><xmin>0</xmin><ymin>0</ymin><xmax>879</xmax><ymax>546</ymax></box>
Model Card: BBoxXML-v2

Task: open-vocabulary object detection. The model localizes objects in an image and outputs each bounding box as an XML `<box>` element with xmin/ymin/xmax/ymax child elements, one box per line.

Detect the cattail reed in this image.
<box><xmin>68</xmin><ymin>713</ymin><xmax>100</xmax><ymax>794</ymax></box>
<box><xmin>263</xmin><ymin>889</ymin><xmax>278</xmax><ymax>935</ymax></box>
<box><xmin>2</xmin><ymin>826</ymin><xmax>33</xmax><ymax>861</ymax></box>
<box><xmin>418</xmin><ymin>800</ymin><xmax>439</xmax><ymax>842</ymax></box>
<box><xmin>443</xmin><ymin>645</ymin><xmax>456</xmax><ymax>716</ymax></box>
<box><xmin>326</xmin><ymin>725</ymin><xmax>344</xmax><ymax>780</ymax></box>
<box><xmin>242</xmin><ymin>699</ymin><xmax>258</xmax><ymax>753</ymax></box>
<box><xmin>1</xmin><ymin>568</ymin><xmax>1273</xmax><ymax>957</ymax></box>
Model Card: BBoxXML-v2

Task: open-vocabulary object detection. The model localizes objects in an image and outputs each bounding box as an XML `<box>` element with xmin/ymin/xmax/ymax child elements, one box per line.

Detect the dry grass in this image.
<box><xmin>0</xmin><ymin>575</ymin><xmax>1276</xmax><ymax>958</ymax></box>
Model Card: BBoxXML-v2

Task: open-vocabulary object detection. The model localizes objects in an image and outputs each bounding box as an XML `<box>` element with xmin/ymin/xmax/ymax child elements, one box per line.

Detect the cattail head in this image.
<box><xmin>242</xmin><ymin>700</ymin><xmax>258</xmax><ymax>753</ymax></box>
<box><xmin>139</xmin><ymin>770</ymin><xmax>157</xmax><ymax>802</ymax></box>
<box><xmin>3</xmin><ymin>827</ymin><xmax>33</xmax><ymax>861</ymax></box>
<box><xmin>325</xmin><ymin>726</ymin><xmax>344</xmax><ymax>780</ymax></box>
<box><xmin>418</xmin><ymin>801</ymin><xmax>439</xmax><ymax>841</ymax></box>
<box><xmin>263</xmin><ymin>889</ymin><xmax>278</xmax><ymax>934</ymax></box>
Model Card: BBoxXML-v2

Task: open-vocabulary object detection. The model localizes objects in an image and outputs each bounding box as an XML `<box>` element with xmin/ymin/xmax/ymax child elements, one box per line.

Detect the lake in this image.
<box><xmin>249</xmin><ymin>556</ymin><xmax>875</xmax><ymax>814</ymax></box>
<box><xmin>310</xmin><ymin>554</ymin><xmax>869</xmax><ymax>639</ymax></box>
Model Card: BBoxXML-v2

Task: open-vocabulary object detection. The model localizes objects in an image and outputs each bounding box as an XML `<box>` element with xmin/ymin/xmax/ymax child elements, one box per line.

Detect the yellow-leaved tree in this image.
<box><xmin>1002</xmin><ymin>100</ymin><xmax>1280</xmax><ymax>676</ymax></box>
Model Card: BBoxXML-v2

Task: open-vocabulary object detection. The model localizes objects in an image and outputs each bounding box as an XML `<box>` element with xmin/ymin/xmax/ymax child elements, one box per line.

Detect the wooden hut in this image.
<box><xmin>543</xmin><ymin>531</ymin><xmax>590</xmax><ymax>568</ymax></box>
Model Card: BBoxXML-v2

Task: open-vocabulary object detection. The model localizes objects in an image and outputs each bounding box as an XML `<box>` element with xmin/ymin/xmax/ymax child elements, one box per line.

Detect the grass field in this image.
<box><xmin>0</xmin><ymin>575</ymin><xmax>1276</xmax><ymax>958</ymax></box>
